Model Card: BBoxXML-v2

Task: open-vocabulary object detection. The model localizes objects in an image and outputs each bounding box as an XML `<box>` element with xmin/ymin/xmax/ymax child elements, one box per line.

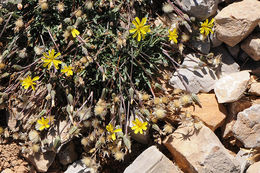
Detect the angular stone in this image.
<box><xmin>184</xmin><ymin>93</ymin><xmax>227</xmax><ymax>131</ymax></box>
<box><xmin>65</xmin><ymin>160</ymin><xmax>92</xmax><ymax>173</ymax></box>
<box><xmin>227</xmin><ymin>44</ymin><xmax>240</xmax><ymax>59</ymax></box>
<box><xmin>124</xmin><ymin>146</ymin><xmax>182</xmax><ymax>173</ymax></box>
<box><xmin>176</xmin><ymin>0</ymin><xmax>219</xmax><ymax>20</ymax></box>
<box><xmin>190</xmin><ymin>39</ymin><xmax>210</xmax><ymax>54</ymax></box>
<box><xmin>241</xmin><ymin>33</ymin><xmax>260</xmax><ymax>61</ymax></box>
<box><xmin>246</xmin><ymin>161</ymin><xmax>260</xmax><ymax>173</ymax></box>
<box><xmin>24</xmin><ymin>151</ymin><xmax>56</xmax><ymax>172</ymax></box>
<box><xmin>58</xmin><ymin>142</ymin><xmax>78</xmax><ymax>166</ymax></box>
<box><xmin>249</xmin><ymin>82</ymin><xmax>260</xmax><ymax>96</ymax></box>
<box><xmin>214</xmin><ymin>71</ymin><xmax>250</xmax><ymax>103</ymax></box>
<box><xmin>215</xmin><ymin>0</ymin><xmax>260</xmax><ymax>46</ymax></box>
<box><xmin>235</xmin><ymin>149</ymin><xmax>251</xmax><ymax>173</ymax></box>
<box><xmin>232</xmin><ymin>104</ymin><xmax>260</xmax><ymax>148</ymax></box>
<box><xmin>210</xmin><ymin>32</ymin><xmax>223</xmax><ymax>48</ymax></box>
<box><xmin>169</xmin><ymin>53</ymin><xmax>218</xmax><ymax>93</ymax></box>
<box><xmin>164</xmin><ymin>124</ymin><xmax>240</xmax><ymax>173</ymax></box>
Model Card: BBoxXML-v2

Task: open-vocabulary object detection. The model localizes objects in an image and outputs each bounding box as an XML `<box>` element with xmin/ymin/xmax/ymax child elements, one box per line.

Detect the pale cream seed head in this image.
<box><xmin>40</xmin><ymin>2</ymin><xmax>48</xmax><ymax>10</ymax></box>
<box><xmin>29</xmin><ymin>130</ymin><xmax>40</xmax><ymax>143</ymax></box>
<box><xmin>32</xmin><ymin>144</ymin><xmax>40</xmax><ymax>153</ymax></box>
<box><xmin>81</xmin><ymin>137</ymin><xmax>89</xmax><ymax>147</ymax></box>
<box><xmin>15</xmin><ymin>18</ymin><xmax>24</xmax><ymax>28</ymax></box>
<box><xmin>57</xmin><ymin>2</ymin><xmax>65</xmax><ymax>12</ymax></box>
<box><xmin>82</xmin><ymin>157</ymin><xmax>93</xmax><ymax>167</ymax></box>
<box><xmin>163</xmin><ymin>124</ymin><xmax>174</xmax><ymax>134</ymax></box>
<box><xmin>75</xmin><ymin>9</ymin><xmax>83</xmax><ymax>18</ymax></box>
<box><xmin>114</xmin><ymin>151</ymin><xmax>125</xmax><ymax>161</ymax></box>
<box><xmin>154</xmin><ymin>108</ymin><xmax>166</xmax><ymax>119</ymax></box>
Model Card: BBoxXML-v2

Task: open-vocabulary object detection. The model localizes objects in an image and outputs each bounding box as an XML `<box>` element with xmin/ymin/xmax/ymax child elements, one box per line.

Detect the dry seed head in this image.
<box><xmin>57</xmin><ymin>2</ymin><xmax>65</xmax><ymax>12</ymax></box>
<box><xmin>82</xmin><ymin>157</ymin><xmax>93</xmax><ymax>167</ymax></box>
<box><xmin>83</xmin><ymin>120</ymin><xmax>91</xmax><ymax>128</ymax></box>
<box><xmin>173</xmin><ymin>88</ymin><xmax>182</xmax><ymax>95</ymax></box>
<box><xmin>32</xmin><ymin>144</ymin><xmax>40</xmax><ymax>153</ymax></box>
<box><xmin>18</xmin><ymin>48</ymin><xmax>27</xmax><ymax>58</ymax></box>
<box><xmin>180</xmin><ymin>94</ymin><xmax>192</xmax><ymax>105</ymax></box>
<box><xmin>94</xmin><ymin>105</ymin><xmax>107</xmax><ymax>117</ymax></box>
<box><xmin>89</xmin><ymin>132</ymin><xmax>95</xmax><ymax>142</ymax></box>
<box><xmin>173</xmin><ymin>100</ymin><xmax>181</xmax><ymax>109</ymax></box>
<box><xmin>153</xmin><ymin>107</ymin><xmax>166</xmax><ymax>119</ymax></box>
<box><xmin>178</xmin><ymin>43</ymin><xmax>184</xmax><ymax>55</ymax></box>
<box><xmin>0</xmin><ymin>17</ymin><xmax>4</xmax><ymax>25</ymax></box>
<box><xmin>140</xmin><ymin>93</ymin><xmax>150</xmax><ymax>101</ymax></box>
<box><xmin>92</xmin><ymin>118</ymin><xmax>100</xmax><ymax>128</ymax></box>
<box><xmin>29</xmin><ymin>130</ymin><xmax>40</xmax><ymax>143</ymax></box>
<box><xmin>0</xmin><ymin>63</ymin><xmax>5</xmax><ymax>70</ymax></box>
<box><xmin>153</xmin><ymin>97</ymin><xmax>161</xmax><ymax>105</ymax></box>
<box><xmin>85</xmin><ymin>0</ymin><xmax>94</xmax><ymax>9</ymax></box>
<box><xmin>75</xmin><ymin>9</ymin><xmax>83</xmax><ymax>18</ymax></box>
<box><xmin>163</xmin><ymin>124</ymin><xmax>174</xmax><ymax>134</ymax></box>
<box><xmin>81</xmin><ymin>137</ymin><xmax>89</xmax><ymax>147</ymax></box>
<box><xmin>15</xmin><ymin>18</ymin><xmax>24</xmax><ymax>28</ymax></box>
<box><xmin>34</xmin><ymin>46</ymin><xmax>44</xmax><ymax>55</ymax></box>
<box><xmin>0</xmin><ymin>126</ymin><xmax>3</xmax><ymax>134</ymax></box>
<box><xmin>161</xmin><ymin>96</ymin><xmax>169</xmax><ymax>104</ymax></box>
<box><xmin>63</xmin><ymin>30</ymin><xmax>70</xmax><ymax>40</ymax></box>
<box><xmin>114</xmin><ymin>151</ymin><xmax>125</xmax><ymax>161</ymax></box>
<box><xmin>4</xmin><ymin>129</ymin><xmax>9</xmax><ymax>138</ymax></box>
<box><xmin>17</xmin><ymin>3</ymin><xmax>23</xmax><ymax>10</ymax></box>
<box><xmin>80</xmin><ymin>57</ymin><xmax>87</xmax><ymax>63</ymax></box>
<box><xmin>40</xmin><ymin>2</ymin><xmax>48</xmax><ymax>10</ymax></box>
<box><xmin>162</xmin><ymin>3</ymin><xmax>174</xmax><ymax>13</ymax></box>
<box><xmin>12</xmin><ymin>132</ymin><xmax>19</xmax><ymax>140</ymax></box>
<box><xmin>181</xmin><ymin>33</ymin><xmax>190</xmax><ymax>42</ymax></box>
<box><xmin>99</xmin><ymin>136</ymin><xmax>106</xmax><ymax>144</ymax></box>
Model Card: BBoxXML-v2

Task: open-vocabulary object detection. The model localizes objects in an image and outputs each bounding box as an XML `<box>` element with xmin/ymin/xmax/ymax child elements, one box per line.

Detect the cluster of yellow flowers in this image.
<box><xmin>106</xmin><ymin>118</ymin><xmax>148</xmax><ymax>141</ymax></box>
<box><xmin>130</xmin><ymin>17</ymin><xmax>214</xmax><ymax>44</ymax></box>
<box><xmin>20</xmin><ymin>28</ymin><xmax>81</xmax><ymax>131</ymax></box>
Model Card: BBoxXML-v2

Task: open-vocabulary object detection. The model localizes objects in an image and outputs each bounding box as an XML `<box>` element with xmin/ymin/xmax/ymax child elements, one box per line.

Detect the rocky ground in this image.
<box><xmin>1</xmin><ymin>0</ymin><xmax>260</xmax><ymax>172</ymax></box>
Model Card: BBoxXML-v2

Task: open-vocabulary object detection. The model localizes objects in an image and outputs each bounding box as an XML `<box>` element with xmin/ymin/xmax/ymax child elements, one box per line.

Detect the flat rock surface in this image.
<box><xmin>184</xmin><ymin>93</ymin><xmax>227</xmax><ymax>131</ymax></box>
<box><xmin>124</xmin><ymin>145</ymin><xmax>182</xmax><ymax>173</ymax></box>
<box><xmin>214</xmin><ymin>71</ymin><xmax>250</xmax><ymax>103</ymax></box>
<box><xmin>164</xmin><ymin>124</ymin><xmax>240</xmax><ymax>173</ymax></box>
<box><xmin>215</xmin><ymin>0</ymin><xmax>260</xmax><ymax>46</ymax></box>
<box><xmin>232</xmin><ymin>104</ymin><xmax>260</xmax><ymax>148</ymax></box>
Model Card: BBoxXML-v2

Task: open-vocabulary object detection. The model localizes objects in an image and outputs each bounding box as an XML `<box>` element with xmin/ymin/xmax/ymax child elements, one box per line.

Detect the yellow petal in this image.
<box><xmin>113</xmin><ymin>128</ymin><xmax>122</xmax><ymax>133</ymax></box>
<box><xmin>112</xmin><ymin>133</ymin><xmax>116</xmax><ymax>140</ymax></box>
<box><xmin>129</xmin><ymin>28</ymin><xmax>137</xmax><ymax>34</ymax></box>
<box><xmin>140</xmin><ymin>17</ymin><xmax>147</xmax><ymax>26</ymax></box>
<box><xmin>32</xmin><ymin>76</ymin><xmax>39</xmax><ymax>81</ymax></box>
<box><xmin>135</xmin><ymin>17</ymin><xmax>140</xmax><ymax>25</ymax></box>
<box><xmin>137</xmin><ymin>32</ymin><xmax>141</xmax><ymax>41</ymax></box>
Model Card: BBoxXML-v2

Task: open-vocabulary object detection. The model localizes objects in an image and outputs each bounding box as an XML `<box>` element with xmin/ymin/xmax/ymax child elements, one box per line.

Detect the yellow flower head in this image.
<box><xmin>61</xmin><ymin>65</ymin><xmax>73</xmax><ymax>76</ymax></box>
<box><xmin>41</xmin><ymin>49</ymin><xmax>62</xmax><ymax>70</ymax></box>
<box><xmin>129</xmin><ymin>17</ymin><xmax>151</xmax><ymax>42</ymax></box>
<box><xmin>71</xmin><ymin>28</ymin><xmax>80</xmax><ymax>38</ymax></box>
<box><xmin>37</xmin><ymin>117</ymin><xmax>50</xmax><ymax>131</ymax></box>
<box><xmin>131</xmin><ymin>118</ymin><xmax>148</xmax><ymax>134</ymax></box>
<box><xmin>21</xmin><ymin>75</ymin><xmax>39</xmax><ymax>91</ymax></box>
<box><xmin>106</xmin><ymin>123</ymin><xmax>122</xmax><ymax>140</ymax></box>
<box><xmin>168</xmin><ymin>28</ymin><xmax>178</xmax><ymax>44</ymax></box>
<box><xmin>200</xmin><ymin>18</ymin><xmax>214</xmax><ymax>36</ymax></box>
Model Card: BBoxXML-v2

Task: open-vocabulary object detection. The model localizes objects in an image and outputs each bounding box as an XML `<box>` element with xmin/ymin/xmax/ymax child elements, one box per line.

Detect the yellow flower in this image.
<box><xmin>41</xmin><ymin>49</ymin><xmax>62</xmax><ymax>70</ymax></box>
<box><xmin>131</xmin><ymin>118</ymin><xmax>148</xmax><ymax>134</ymax></box>
<box><xmin>71</xmin><ymin>28</ymin><xmax>80</xmax><ymax>38</ymax></box>
<box><xmin>21</xmin><ymin>75</ymin><xmax>39</xmax><ymax>91</ymax></box>
<box><xmin>168</xmin><ymin>28</ymin><xmax>178</xmax><ymax>44</ymax></box>
<box><xmin>106</xmin><ymin>123</ymin><xmax>122</xmax><ymax>140</ymax></box>
<box><xmin>61</xmin><ymin>65</ymin><xmax>73</xmax><ymax>76</ymax></box>
<box><xmin>200</xmin><ymin>18</ymin><xmax>214</xmax><ymax>36</ymax></box>
<box><xmin>37</xmin><ymin>117</ymin><xmax>50</xmax><ymax>131</ymax></box>
<box><xmin>129</xmin><ymin>17</ymin><xmax>151</xmax><ymax>42</ymax></box>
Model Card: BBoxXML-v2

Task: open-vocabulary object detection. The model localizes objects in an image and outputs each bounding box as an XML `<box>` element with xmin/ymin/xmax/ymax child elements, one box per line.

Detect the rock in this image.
<box><xmin>175</xmin><ymin>0</ymin><xmax>219</xmax><ymax>20</ymax></box>
<box><xmin>241</xmin><ymin>33</ymin><xmax>260</xmax><ymax>61</ymax></box>
<box><xmin>184</xmin><ymin>93</ymin><xmax>227</xmax><ymax>131</ymax></box>
<box><xmin>58</xmin><ymin>142</ymin><xmax>78</xmax><ymax>166</ymax></box>
<box><xmin>164</xmin><ymin>124</ymin><xmax>240</xmax><ymax>173</ymax></box>
<box><xmin>211</xmin><ymin>45</ymin><xmax>240</xmax><ymax>76</ymax></box>
<box><xmin>65</xmin><ymin>160</ymin><xmax>93</xmax><ymax>173</ymax></box>
<box><xmin>249</xmin><ymin>82</ymin><xmax>260</xmax><ymax>96</ymax></box>
<box><xmin>210</xmin><ymin>32</ymin><xmax>223</xmax><ymax>48</ymax></box>
<box><xmin>129</xmin><ymin>114</ymin><xmax>150</xmax><ymax>144</ymax></box>
<box><xmin>24</xmin><ymin>151</ymin><xmax>56</xmax><ymax>172</ymax></box>
<box><xmin>169</xmin><ymin>53</ymin><xmax>218</xmax><ymax>93</ymax></box>
<box><xmin>222</xmin><ymin>99</ymin><xmax>252</xmax><ymax>139</ymax></box>
<box><xmin>124</xmin><ymin>146</ymin><xmax>182</xmax><ymax>173</ymax></box>
<box><xmin>214</xmin><ymin>71</ymin><xmax>250</xmax><ymax>103</ymax></box>
<box><xmin>235</xmin><ymin>149</ymin><xmax>251</xmax><ymax>173</ymax></box>
<box><xmin>246</xmin><ymin>161</ymin><xmax>260</xmax><ymax>173</ymax></box>
<box><xmin>227</xmin><ymin>44</ymin><xmax>240</xmax><ymax>59</ymax></box>
<box><xmin>190</xmin><ymin>39</ymin><xmax>210</xmax><ymax>54</ymax></box>
<box><xmin>215</xmin><ymin>0</ymin><xmax>260</xmax><ymax>46</ymax></box>
<box><xmin>232</xmin><ymin>104</ymin><xmax>260</xmax><ymax>148</ymax></box>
